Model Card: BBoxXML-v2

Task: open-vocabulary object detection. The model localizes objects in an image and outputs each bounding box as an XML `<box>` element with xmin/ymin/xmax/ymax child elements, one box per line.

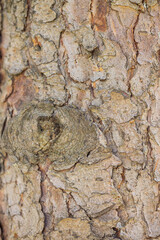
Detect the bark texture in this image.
<box><xmin>0</xmin><ymin>0</ymin><xmax>160</xmax><ymax>239</ymax></box>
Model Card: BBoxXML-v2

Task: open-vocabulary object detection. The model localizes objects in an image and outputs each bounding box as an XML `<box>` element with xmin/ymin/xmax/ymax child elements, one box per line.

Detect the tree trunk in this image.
<box><xmin>0</xmin><ymin>0</ymin><xmax>160</xmax><ymax>239</ymax></box>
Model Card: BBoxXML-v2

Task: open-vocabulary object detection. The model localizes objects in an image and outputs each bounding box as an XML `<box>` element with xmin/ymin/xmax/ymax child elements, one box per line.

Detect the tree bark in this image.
<box><xmin>0</xmin><ymin>0</ymin><xmax>160</xmax><ymax>239</ymax></box>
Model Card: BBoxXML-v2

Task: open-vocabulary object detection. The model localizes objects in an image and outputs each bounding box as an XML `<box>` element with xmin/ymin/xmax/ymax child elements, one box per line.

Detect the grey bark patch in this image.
<box><xmin>2</xmin><ymin>102</ymin><xmax>97</xmax><ymax>170</ymax></box>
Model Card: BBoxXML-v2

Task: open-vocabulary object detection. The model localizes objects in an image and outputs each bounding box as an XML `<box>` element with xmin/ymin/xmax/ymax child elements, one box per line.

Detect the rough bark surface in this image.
<box><xmin>0</xmin><ymin>0</ymin><xmax>160</xmax><ymax>239</ymax></box>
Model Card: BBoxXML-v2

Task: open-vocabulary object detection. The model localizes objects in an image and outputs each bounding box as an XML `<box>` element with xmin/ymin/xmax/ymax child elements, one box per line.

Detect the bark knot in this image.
<box><xmin>2</xmin><ymin>101</ymin><xmax>97</xmax><ymax>170</ymax></box>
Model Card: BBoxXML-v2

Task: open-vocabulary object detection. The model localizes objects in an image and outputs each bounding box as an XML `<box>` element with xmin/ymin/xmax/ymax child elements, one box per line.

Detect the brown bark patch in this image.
<box><xmin>8</xmin><ymin>74</ymin><xmax>35</xmax><ymax>111</ymax></box>
<box><xmin>92</xmin><ymin>0</ymin><xmax>107</xmax><ymax>32</ymax></box>
<box><xmin>77</xmin><ymin>90</ymin><xmax>86</xmax><ymax>102</ymax></box>
<box><xmin>157</xmin><ymin>49</ymin><xmax>160</xmax><ymax>63</ymax></box>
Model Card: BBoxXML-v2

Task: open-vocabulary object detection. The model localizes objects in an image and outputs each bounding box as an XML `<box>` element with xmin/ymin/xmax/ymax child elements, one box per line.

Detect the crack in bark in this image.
<box><xmin>70</xmin><ymin>193</ymin><xmax>92</xmax><ymax>220</ymax></box>
<box><xmin>1</xmin><ymin>116</ymin><xmax>7</xmax><ymax>137</ymax></box>
<box><xmin>38</xmin><ymin>164</ymin><xmax>47</xmax><ymax>240</ymax></box>
<box><xmin>0</xmin><ymin>222</ymin><xmax>4</xmax><ymax>240</ymax></box>
<box><xmin>0</xmin><ymin>2</ymin><xmax>6</xmax><ymax>239</ymax></box>
<box><xmin>57</xmin><ymin>30</ymin><xmax>70</xmax><ymax>105</ymax></box>
<box><xmin>90</xmin><ymin>0</ymin><xmax>94</xmax><ymax>31</ymax></box>
<box><xmin>132</xmin><ymin>13</ymin><xmax>140</xmax><ymax>65</ymax></box>
<box><xmin>106</xmin><ymin>0</ymin><xmax>112</xmax><ymax>15</ymax></box>
<box><xmin>66</xmin><ymin>193</ymin><xmax>74</xmax><ymax>218</ymax></box>
<box><xmin>112</xmin><ymin>227</ymin><xmax>122</xmax><ymax>240</ymax></box>
<box><xmin>146</xmin><ymin>126</ymin><xmax>154</xmax><ymax>176</ymax></box>
<box><xmin>24</xmin><ymin>0</ymin><xmax>31</xmax><ymax>32</ymax></box>
<box><xmin>127</xmin><ymin>12</ymin><xmax>140</xmax><ymax>96</ymax></box>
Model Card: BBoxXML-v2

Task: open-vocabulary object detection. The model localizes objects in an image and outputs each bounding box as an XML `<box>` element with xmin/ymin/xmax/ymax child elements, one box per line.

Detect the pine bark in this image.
<box><xmin>0</xmin><ymin>0</ymin><xmax>160</xmax><ymax>239</ymax></box>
